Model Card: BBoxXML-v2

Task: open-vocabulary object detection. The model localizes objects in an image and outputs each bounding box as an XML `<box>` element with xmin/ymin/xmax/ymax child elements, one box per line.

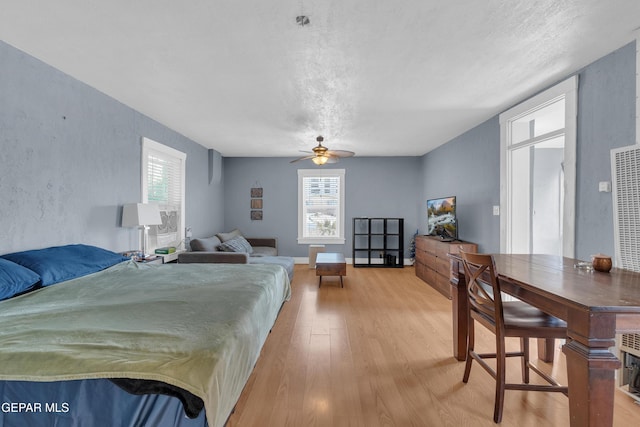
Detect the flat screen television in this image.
<box><xmin>427</xmin><ymin>196</ymin><xmax>457</xmax><ymax>241</ymax></box>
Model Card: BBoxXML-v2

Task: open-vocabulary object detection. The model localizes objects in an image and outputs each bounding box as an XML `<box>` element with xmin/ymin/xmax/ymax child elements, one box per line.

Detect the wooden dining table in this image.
<box><xmin>448</xmin><ymin>253</ymin><xmax>640</xmax><ymax>427</ymax></box>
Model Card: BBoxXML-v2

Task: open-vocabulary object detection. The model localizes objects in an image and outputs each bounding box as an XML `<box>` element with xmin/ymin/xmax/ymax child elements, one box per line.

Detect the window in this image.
<box><xmin>297</xmin><ymin>169</ymin><xmax>345</xmax><ymax>244</ymax></box>
<box><xmin>141</xmin><ymin>137</ymin><xmax>186</xmax><ymax>252</ymax></box>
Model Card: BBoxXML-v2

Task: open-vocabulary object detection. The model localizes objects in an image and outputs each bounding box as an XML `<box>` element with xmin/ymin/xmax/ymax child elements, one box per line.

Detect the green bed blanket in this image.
<box><xmin>0</xmin><ymin>261</ymin><xmax>291</xmax><ymax>427</ymax></box>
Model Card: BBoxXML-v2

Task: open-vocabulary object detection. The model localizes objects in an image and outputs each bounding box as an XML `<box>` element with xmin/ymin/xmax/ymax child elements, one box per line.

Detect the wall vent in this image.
<box><xmin>611</xmin><ymin>145</ymin><xmax>640</xmax><ymax>272</ymax></box>
<box><xmin>621</xmin><ymin>333</ymin><xmax>640</xmax><ymax>353</ymax></box>
<box><xmin>611</xmin><ymin>145</ymin><xmax>640</xmax><ymax>362</ymax></box>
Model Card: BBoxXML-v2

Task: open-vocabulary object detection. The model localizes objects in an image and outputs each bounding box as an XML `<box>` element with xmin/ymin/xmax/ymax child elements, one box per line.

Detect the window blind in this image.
<box><xmin>147</xmin><ymin>150</ymin><xmax>182</xmax><ymax>208</ymax></box>
<box><xmin>297</xmin><ymin>168</ymin><xmax>345</xmax><ymax>245</ymax></box>
<box><xmin>302</xmin><ymin>175</ymin><xmax>341</xmax><ymax>238</ymax></box>
<box><xmin>142</xmin><ymin>138</ymin><xmax>186</xmax><ymax>250</ymax></box>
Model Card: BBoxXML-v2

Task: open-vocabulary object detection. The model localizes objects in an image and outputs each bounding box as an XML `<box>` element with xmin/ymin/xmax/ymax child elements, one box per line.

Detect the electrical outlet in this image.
<box><xmin>493</xmin><ymin>205</ymin><xmax>500</xmax><ymax>216</ymax></box>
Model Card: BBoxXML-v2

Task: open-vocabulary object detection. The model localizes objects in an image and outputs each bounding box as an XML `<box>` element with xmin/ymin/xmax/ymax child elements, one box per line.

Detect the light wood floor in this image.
<box><xmin>227</xmin><ymin>265</ymin><xmax>639</xmax><ymax>426</ymax></box>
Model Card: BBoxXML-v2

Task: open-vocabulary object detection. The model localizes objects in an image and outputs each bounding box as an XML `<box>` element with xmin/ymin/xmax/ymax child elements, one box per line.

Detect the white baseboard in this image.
<box><xmin>295</xmin><ymin>257</ymin><xmax>412</xmax><ymax>266</ymax></box>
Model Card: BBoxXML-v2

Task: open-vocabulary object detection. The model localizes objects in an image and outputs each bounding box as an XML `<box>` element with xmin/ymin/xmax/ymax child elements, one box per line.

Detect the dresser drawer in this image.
<box><xmin>416</xmin><ymin>236</ymin><xmax>429</xmax><ymax>252</ymax></box>
<box><xmin>436</xmin><ymin>256</ymin><xmax>451</xmax><ymax>276</ymax></box>
<box><xmin>415</xmin><ymin>261</ymin><xmax>429</xmax><ymax>282</ymax></box>
<box><xmin>433</xmin><ymin>272</ymin><xmax>452</xmax><ymax>299</ymax></box>
<box><xmin>414</xmin><ymin>235</ymin><xmax>476</xmax><ymax>300</ymax></box>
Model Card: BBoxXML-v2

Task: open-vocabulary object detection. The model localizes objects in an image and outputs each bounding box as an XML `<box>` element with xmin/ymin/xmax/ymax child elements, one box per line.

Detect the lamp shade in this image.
<box><xmin>122</xmin><ymin>203</ymin><xmax>162</xmax><ymax>227</ymax></box>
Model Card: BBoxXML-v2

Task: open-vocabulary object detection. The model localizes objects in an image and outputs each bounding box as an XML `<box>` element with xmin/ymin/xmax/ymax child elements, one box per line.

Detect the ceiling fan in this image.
<box><xmin>290</xmin><ymin>136</ymin><xmax>355</xmax><ymax>165</ymax></box>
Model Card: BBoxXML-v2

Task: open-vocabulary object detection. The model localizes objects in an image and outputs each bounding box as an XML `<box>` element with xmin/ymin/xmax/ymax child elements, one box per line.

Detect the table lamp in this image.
<box><xmin>122</xmin><ymin>203</ymin><xmax>162</xmax><ymax>258</ymax></box>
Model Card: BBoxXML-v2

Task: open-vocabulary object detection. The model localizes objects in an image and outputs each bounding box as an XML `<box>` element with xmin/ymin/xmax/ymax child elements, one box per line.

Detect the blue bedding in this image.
<box><xmin>0</xmin><ymin>379</ymin><xmax>207</xmax><ymax>427</ymax></box>
<box><xmin>0</xmin><ymin>257</ymin><xmax>291</xmax><ymax>427</ymax></box>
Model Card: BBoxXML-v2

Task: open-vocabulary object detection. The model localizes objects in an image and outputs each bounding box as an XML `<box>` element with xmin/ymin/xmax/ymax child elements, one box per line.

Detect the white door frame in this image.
<box><xmin>499</xmin><ymin>76</ymin><xmax>578</xmax><ymax>257</ymax></box>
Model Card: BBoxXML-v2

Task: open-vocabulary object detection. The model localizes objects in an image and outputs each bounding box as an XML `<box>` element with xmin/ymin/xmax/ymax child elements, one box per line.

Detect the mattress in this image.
<box><xmin>0</xmin><ymin>378</ymin><xmax>207</xmax><ymax>427</ymax></box>
<box><xmin>0</xmin><ymin>261</ymin><xmax>291</xmax><ymax>427</ymax></box>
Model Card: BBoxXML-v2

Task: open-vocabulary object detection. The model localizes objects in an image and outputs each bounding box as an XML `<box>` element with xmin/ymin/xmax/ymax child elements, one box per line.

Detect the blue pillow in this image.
<box><xmin>0</xmin><ymin>258</ymin><xmax>41</xmax><ymax>300</ymax></box>
<box><xmin>1</xmin><ymin>244</ymin><xmax>129</xmax><ymax>287</ymax></box>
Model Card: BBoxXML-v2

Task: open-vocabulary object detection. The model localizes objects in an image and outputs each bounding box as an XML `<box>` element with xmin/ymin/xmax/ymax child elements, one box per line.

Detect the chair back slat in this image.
<box><xmin>460</xmin><ymin>251</ymin><xmax>504</xmax><ymax>330</ymax></box>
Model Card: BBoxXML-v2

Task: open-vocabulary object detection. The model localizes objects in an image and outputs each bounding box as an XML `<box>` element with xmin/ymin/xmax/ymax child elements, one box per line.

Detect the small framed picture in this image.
<box><xmin>251</xmin><ymin>210</ymin><xmax>263</xmax><ymax>220</ymax></box>
<box><xmin>251</xmin><ymin>199</ymin><xmax>263</xmax><ymax>209</ymax></box>
<box><xmin>251</xmin><ymin>187</ymin><xmax>263</xmax><ymax>198</ymax></box>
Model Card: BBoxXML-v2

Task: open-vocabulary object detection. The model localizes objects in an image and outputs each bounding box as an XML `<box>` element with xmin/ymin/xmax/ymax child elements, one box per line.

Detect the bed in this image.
<box><xmin>0</xmin><ymin>244</ymin><xmax>291</xmax><ymax>427</ymax></box>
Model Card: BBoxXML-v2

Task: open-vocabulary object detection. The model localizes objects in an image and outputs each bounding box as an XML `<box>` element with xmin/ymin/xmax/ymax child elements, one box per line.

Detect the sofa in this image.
<box><xmin>177</xmin><ymin>229</ymin><xmax>294</xmax><ymax>280</ymax></box>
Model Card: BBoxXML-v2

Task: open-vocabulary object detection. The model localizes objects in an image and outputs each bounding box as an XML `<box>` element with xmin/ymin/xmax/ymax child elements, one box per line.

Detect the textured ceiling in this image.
<box><xmin>1</xmin><ymin>1</ymin><xmax>639</xmax><ymax>157</ymax></box>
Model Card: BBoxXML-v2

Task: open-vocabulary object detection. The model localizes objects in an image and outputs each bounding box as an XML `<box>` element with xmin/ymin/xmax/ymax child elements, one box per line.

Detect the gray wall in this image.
<box><xmin>420</xmin><ymin>41</ymin><xmax>636</xmax><ymax>259</ymax></box>
<box><xmin>421</xmin><ymin>117</ymin><xmax>501</xmax><ymax>253</ymax></box>
<box><xmin>575</xmin><ymin>42</ymin><xmax>636</xmax><ymax>261</ymax></box>
<box><xmin>0</xmin><ymin>41</ymin><xmax>224</xmax><ymax>255</ymax></box>
<box><xmin>223</xmin><ymin>157</ymin><xmax>422</xmax><ymax>258</ymax></box>
<box><xmin>1</xmin><ymin>38</ymin><xmax>635</xmax><ymax>262</ymax></box>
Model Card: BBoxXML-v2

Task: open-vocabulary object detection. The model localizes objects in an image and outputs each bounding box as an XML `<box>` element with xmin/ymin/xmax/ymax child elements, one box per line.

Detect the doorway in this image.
<box><xmin>500</xmin><ymin>77</ymin><xmax>577</xmax><ymax>257</ymax></box>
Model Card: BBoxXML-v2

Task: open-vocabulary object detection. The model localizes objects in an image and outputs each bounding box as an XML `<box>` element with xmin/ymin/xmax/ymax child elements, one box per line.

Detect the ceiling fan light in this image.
<box><xmin>312</xmin><ymin>155</ymin><xmax>329</xmax><ymax>165</ymax></box>
<box><xmin>291</xmin><ymin>135</ymin><xmax>353</xmax><ymax>165</ymax></box>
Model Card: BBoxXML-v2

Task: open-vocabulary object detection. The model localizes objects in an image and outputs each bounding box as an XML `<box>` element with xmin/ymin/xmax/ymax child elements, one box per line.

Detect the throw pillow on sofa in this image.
<box><xmin>190</xmin><ymin>236</ymin><xmax>222</xmax><ymax>252</ymax></box>
<box><xmin>216</xmin><ymin>229</ymin><xmax>243</xmax><ymax>242</ymax></box>
<box><xmin>218</xmin><ymin>236</ymin><xmax>253</xmax><ymax>254</ymax></box>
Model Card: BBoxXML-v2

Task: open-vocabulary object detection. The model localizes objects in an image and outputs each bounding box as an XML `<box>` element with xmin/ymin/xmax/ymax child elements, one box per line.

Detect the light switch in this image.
<box><xmin>599</xmin><ymin>181</ymin><xmax>611</xmax><ymax>193</ymax></box>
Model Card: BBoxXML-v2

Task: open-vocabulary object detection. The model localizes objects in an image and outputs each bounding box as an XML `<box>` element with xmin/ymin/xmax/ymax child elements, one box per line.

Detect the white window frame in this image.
<box><xmin>297</xmin><ymin>168</ymin><xmax>346</xmax><ymax>245</ymax></box>
<box><xmin>499</xmin><ymin>76</ymin><xmax>577</xmax><ymax>257</ymax></box>
<box><xmin>141</xmin><ymin>137</ymin><xmax>187</xmax><ymax>252</ymax></box>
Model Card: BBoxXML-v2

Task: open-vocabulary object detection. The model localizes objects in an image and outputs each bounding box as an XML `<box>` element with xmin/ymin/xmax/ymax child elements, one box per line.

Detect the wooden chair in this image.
<box><xmin>459</xmin><ymin>251</ymin><xmax>568</xmax><ymax>423</ymax></box>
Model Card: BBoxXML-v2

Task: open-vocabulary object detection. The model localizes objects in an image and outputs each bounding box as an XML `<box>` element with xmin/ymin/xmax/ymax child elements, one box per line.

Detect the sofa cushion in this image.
<box><xmin>178</xmin><ymin>251</ymin><xmax>249</xmax><ymax>264</ymax></box>
<box><xmin>250</xmin><ymin>246</ymin><xmax>278</xmax><ymax>257</ymax></box>
<box><xmin>190</xmin><ymin>236</ymin><xmax>222</xmax><ymax>252</ymax></box>
<box><xmin>218</xmin><ymin>236</ymin><xmax>253</xmax><ymax>254</ymax></box>
<box><xmin>216</xmin><ymin>229</ymin><xmax>242</xmax><ymax>242</ymax></box>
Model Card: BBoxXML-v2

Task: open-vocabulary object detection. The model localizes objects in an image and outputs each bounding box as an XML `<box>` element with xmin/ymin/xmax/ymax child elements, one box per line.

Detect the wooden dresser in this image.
<box><xmin>415</xmin><ymin>235</ymin><xmax>477</xmax><ymax>299</ymax></box>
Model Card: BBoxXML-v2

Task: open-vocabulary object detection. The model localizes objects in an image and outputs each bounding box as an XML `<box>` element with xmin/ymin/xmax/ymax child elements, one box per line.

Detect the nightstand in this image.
<box><xmin>156</xmin><ymin>251</ymin><xmax>180</xmax><ymax>264</ymax></box>
<box><xmin>122</xmin><ymin>251</ymin><xmax>164</xmax><ymax>265</ymax></box>
<box><xmin>134</xmin><ymin>255</ymin><xmax>163</xmax><ymax>265</ymax></box>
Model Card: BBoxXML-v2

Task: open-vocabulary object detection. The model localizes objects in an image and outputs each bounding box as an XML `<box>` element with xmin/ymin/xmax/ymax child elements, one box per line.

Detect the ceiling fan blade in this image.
<box><xmin>326</xmin><ymin>149</ymin><xmax>355</xmax><ymax>158</ymax></box>
<box><xmin>290</xmin><ymin>154</ymin><xmax>316</xmax><ymax>163</ymax></box>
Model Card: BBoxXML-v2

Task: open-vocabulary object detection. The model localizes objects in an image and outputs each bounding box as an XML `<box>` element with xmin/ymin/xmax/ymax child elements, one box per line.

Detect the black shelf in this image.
<box><xmin>352</xmin><ymin>217</ymin><xmax>404</xmax><ymax>268</ymax></box>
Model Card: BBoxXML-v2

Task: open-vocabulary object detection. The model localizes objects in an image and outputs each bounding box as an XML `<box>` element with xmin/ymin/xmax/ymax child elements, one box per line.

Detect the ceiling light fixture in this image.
<box><xmin>291</xmin><ymin>136</ymin><xmax>355</xmax><ymax>165</ymax></box>
<box><xmin>311</xmin><ymin>155</ymin><xmax>329</xmax><ymax>165</ymax></box>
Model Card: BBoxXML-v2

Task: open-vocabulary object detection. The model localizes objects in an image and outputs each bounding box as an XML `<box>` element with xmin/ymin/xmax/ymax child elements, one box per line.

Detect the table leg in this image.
<box><xmin>450</xmin><ymin>259</ymin><xmax>468</xmax><ymax>361</ymax></box>
<box><xmin>537</xmin><ymin>338</ymin><xmax>556</xmax><ymax>363</ymax></box>
<box><xmin>562</xmin><ymin>311</ymin><xmax>620</xmax><ymax>427</ymax></box>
